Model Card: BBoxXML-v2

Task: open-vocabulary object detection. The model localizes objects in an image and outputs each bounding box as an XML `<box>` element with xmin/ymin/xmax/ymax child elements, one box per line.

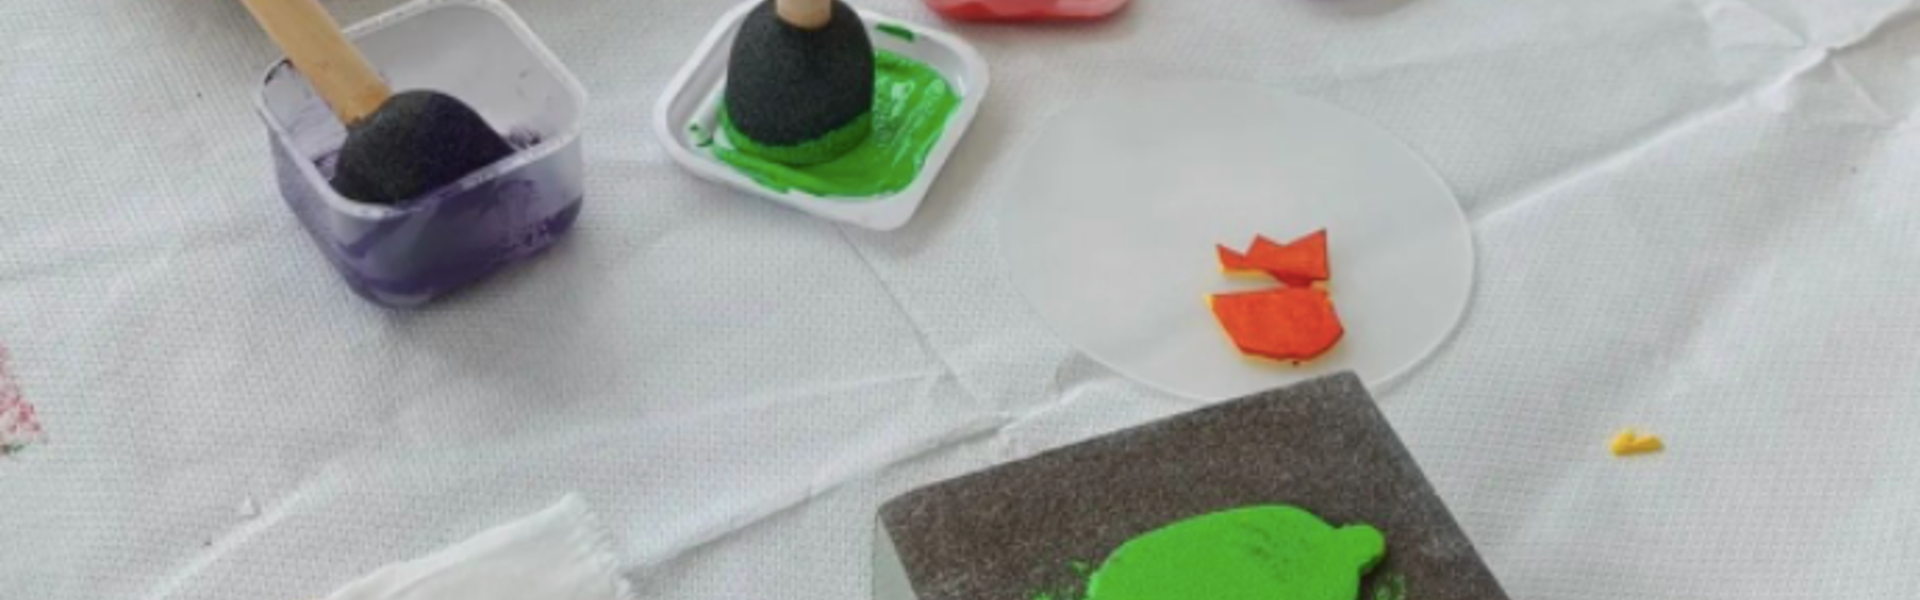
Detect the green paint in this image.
<box><xmin>689</xmin><ymin>123</ymin><xmax>714</xmax><ymax>148</ymax></box>
<box><xmin>1041</xmin><ymin>506</ymin><xmax>1385</xmax><ymax>600</ymax></box>
<box><xmin>1031</xmin><ymin>561</ymin><xmax>1093</xmax><ymax>600</ymax></box>
<box><xmin>877</xmin><ymin>23</ymin><xmax>917</xmax><ymax>42</ymax></box>
<box><xmin>722</xmin><ymin>110</ymin><xmax>874</xmax><ymax>166</ymax></box>
<box><xmin>714</xmin><ymin>51</ymin><xmax>961</xmax><ymax>199</ymax></box>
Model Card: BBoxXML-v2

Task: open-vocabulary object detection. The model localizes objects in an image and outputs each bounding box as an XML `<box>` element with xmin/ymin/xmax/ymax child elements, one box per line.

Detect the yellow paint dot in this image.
<box><xmin>1610</xmin><ymin>429</ymin><xmax>1664</xmax><ymax>457</ymax></box>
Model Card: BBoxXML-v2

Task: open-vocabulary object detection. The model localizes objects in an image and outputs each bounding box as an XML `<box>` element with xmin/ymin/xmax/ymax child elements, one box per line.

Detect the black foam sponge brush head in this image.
<box><xmin>724</xmin><ymin>0</ymin><xmax>875</xmax><ymax>165</ymax></box>
<box><xmin>332</xmin><ymin>90</ymin><xmax>516</xmax><ymax>206</ymax></box>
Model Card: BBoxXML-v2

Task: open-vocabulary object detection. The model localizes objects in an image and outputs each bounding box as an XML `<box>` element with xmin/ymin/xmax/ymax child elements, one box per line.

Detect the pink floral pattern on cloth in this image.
<box><xmin>0</xmin><ymin>344</ymin><xmax>45</xmax><ymax>457</ymax></box>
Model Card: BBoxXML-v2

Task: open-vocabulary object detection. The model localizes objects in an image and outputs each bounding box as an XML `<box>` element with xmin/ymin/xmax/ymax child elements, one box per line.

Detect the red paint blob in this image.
<box><xmin>0</xmin><ymin>344</ymin><xmax>44</xmax><ymax>456</ymax></box>
<box><xmin>925</xmin><ymin>0</ymin><xmax>1129</xmax><ymax>21</ymax></box>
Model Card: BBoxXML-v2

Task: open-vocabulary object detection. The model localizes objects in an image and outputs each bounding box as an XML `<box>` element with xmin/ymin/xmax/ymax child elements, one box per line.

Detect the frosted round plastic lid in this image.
<box><xmin>999</xmin><ymin>82</ymin><xmax>1474</xmax><ymax>401</ymax></box>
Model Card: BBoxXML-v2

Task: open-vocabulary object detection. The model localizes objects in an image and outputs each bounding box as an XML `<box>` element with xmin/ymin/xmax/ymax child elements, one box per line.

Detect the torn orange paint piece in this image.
<box><xmin>1218</xmin><ymin>230</ymin><xmax>1330</xmax><ymax>286</ymax></box>
<box><xmin>1216</xmin><ymin>244</ymin><xmax>1257</xmax><ymax>273</ymax></box>
<box><xmin>1208</xmin><ymin>287</ymin><xmax>1345</xmax><ymax>362</ymax></box>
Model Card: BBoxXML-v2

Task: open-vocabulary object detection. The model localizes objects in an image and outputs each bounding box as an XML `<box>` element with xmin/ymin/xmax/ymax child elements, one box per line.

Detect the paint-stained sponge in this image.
<box><xmin>724</xmin><ymin>0</ymin><xmax>875</xmax><ymax>165</ymax></box>
<box><xmin>333</xmin><ymin>90</ymin><xmax>516</xmax><ymax>205</ymax></box>
<box><xmin>874</xmin><ymin>372</ymin><xmax>1509</xmax><ymax>600</ymax></box>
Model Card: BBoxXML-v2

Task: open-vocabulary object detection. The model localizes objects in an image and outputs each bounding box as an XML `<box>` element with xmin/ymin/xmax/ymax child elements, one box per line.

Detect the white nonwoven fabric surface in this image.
<box><xmin>5</xmin><ymin>1</ymin><xmax>1920</xmax><ymax>599</ymax></box>
<box><xmin>322</xmin><ymin>496</ymin><xmax>634</xmax><ymax>600</ymax></box>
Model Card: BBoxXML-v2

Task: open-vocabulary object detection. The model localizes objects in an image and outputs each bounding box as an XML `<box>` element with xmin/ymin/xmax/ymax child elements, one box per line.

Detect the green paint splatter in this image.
<box><xmin>1371</xmin><ymin>573</ymin><xmax>1408</xmax><ymax>600</ymax></box>
<box><xmin>1033</xmin><ymin>506</ymin><xmax>1386</xmax><ymax>600</ymax></box>
<box><xmin>714</xmin><ymin>51</ymin><xmax>961</xmax><ymax>200</ymax></box>
<box><xmin>721</xmin><ymin>110</ymin><xmax>873</xmax><ymax>165</ymax></box>
<box><xmin>689</xmin><ymin>123</ymin><xmax>714</xmax><ymax>148</ymax></box>
<box><xmin>876</xmin><ymin>22</ymin><xmax>917</xmax><ymax>42</ymax></box>
<box><xmin>1030</xmin><ymin>581</ymin><xmax>1080</xmax><ymax>599</ymax></box>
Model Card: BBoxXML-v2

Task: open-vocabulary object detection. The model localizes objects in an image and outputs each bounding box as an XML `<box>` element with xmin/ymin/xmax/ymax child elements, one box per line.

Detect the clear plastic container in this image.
<box><xmin>925</xmin><ymin>0</ymin><xmax>1129</xmax><ymax>21</ymax></box>
<box><xmin>254</xmin><ymin>0</ymin><xmax>588</xmax><ymax>307</ymax></box>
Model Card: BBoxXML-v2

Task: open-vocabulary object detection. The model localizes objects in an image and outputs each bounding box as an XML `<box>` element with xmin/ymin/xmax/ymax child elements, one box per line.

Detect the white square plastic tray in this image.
<box><xmin>654</xmin><ymin>1</ymin><xmax>990</xmax><ymax>231</ymax></box>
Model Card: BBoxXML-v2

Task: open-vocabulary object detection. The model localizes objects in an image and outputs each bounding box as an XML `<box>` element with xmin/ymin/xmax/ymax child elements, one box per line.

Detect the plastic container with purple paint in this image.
<box><xmin>254</xmin><ymin>0</ymin><xmax>588</xmax><ymax>307</ymax></box>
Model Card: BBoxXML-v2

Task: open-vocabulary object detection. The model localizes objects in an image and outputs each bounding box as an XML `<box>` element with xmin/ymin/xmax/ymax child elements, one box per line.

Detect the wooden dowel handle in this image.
<box><xmin>777</xmin><ymin>0</ymin><xmax>834</xmax><ymax>30</ymax></box>
<box><xmin>240</xmin><ymin>0</ymin><xmax>392</xmax><ymax>124</ymax></box>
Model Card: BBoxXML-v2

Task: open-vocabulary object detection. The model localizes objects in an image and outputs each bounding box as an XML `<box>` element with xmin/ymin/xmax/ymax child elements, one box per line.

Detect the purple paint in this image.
<box><xmin>269</xmin><ymin>134</ymin><xmax>584</xmax><ymax>307</ymax></box>
<box><xmin>260</xmin><ymin>57</ymin><xmax>584</xmax><ymax>308</ymax></box>
<box><xmin>251</xmin><ymin>0</ymin><xmax>588</xmax><ymax>308</ymax></box>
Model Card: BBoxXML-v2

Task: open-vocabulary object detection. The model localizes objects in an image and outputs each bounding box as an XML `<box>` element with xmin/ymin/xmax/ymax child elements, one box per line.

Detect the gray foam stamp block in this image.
<box><xmin>875</xmin><ymin>372</ymin><xmax>1508</xmax><ymax>600</ymax></box>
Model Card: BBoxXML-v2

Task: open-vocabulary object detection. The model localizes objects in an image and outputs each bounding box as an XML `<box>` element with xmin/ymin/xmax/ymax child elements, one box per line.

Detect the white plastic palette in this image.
<box><xmin>656</xmin><ymin>2</ymin><xmax>990</xmax><ymax>231</ymax></box>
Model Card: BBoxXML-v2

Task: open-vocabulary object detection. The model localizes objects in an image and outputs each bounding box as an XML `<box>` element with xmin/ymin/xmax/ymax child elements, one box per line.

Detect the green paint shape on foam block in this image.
<box><xmin>715</xmin><ymin>50</ymin><xmax>961</xmax><ymax>200</ymax></box>
<box><xmin>1036</xmin><ymin>506</ymin><xmax>1386</xmax><ymax>600</ymax></box>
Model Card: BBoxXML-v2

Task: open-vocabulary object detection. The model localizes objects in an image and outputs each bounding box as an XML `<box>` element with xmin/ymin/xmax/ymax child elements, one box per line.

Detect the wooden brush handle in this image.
<box><xmin>777</xmin><ymin>0</ymin><xmax>834</xmax><ymax>29</ymax></box>
<box><xmin>240</xmin><ymin>0</ymin><xmax>392</xmax><ymax>124</ymax></box>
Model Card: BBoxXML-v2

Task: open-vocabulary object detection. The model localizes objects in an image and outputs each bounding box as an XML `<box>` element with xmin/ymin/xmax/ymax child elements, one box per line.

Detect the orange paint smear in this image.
<box><xmin>1208</xmin><ymin>288</ymin><xmax>1345</xmax><ymax>362</ymax></box>
<box><xmin>1218</xmin><ymin>230</ymin><xmax>1330</xmax><ymax>286</ymax></box>
<box><xmin>1217</xmin><ymin>245</ymin><xmax>1255</xmax><ymax>272</ymax></box>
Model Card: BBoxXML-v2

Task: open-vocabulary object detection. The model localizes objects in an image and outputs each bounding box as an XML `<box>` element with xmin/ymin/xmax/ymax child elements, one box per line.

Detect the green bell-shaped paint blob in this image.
<box><xmin>1084</xmin><ymin>506</ymin><xmax>1385</xmax><ymax>600</ymax></box>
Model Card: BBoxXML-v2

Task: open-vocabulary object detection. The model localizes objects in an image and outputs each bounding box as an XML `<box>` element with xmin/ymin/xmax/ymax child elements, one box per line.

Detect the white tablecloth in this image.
<box><xmin>8</xmin><ymin>0</ymin><xmax>1920</xmax><ymax>598</ymax></box>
